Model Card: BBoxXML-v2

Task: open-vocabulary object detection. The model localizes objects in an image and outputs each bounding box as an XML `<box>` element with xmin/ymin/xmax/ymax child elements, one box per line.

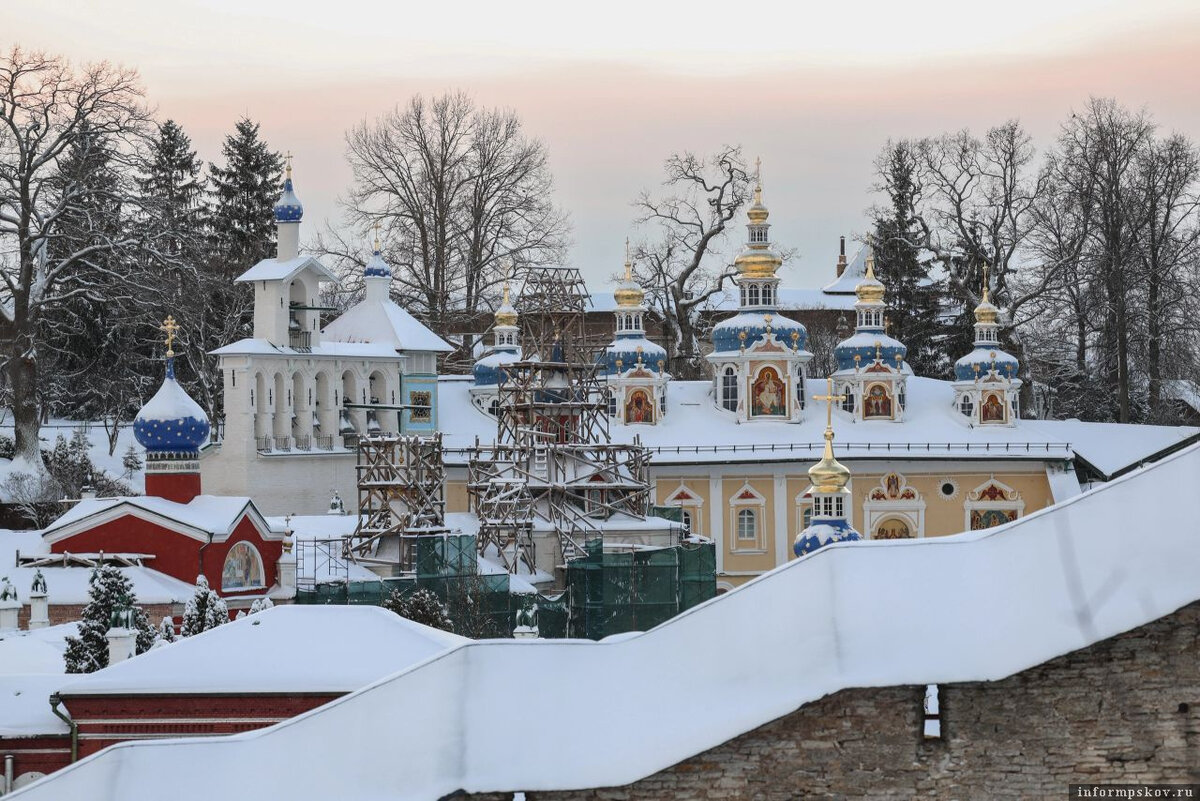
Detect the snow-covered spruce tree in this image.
<box><xmin>207</xmin><ymin>117</ymin><xmax>284</xmax><ymax>273</ymax></box>
<box><xmin>180</xmin><ymin>574</ymin><xmax>229</xmax><ymax>636</ymax></box>
<box><xmin>872</xmin><ymin>140</ymin><xmax>949</xmax><ymax>379</ymax></box>
<box><xmin>383</xmin><ymin>587</ymin><xmax>453</xmax><ymax>632</ymax></box>
<box><xmin>63</xmin><ymin>565</ymin><xmax>157</xmax><ymax>673</ymax></box>
<box><xmin>158</xmin><ymin>616</ymin><xmax>177</xmax><ymax>643</ymax></box>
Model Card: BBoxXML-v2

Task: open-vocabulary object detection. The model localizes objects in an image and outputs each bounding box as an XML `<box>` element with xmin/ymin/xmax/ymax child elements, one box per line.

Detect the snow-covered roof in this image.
<box><xmin>0</xmin><ymin>530</ymin><xmax>194</xmax><ymax>606</ymax></box>
<box><xmin>234</xmin><ymin>255</ymin><xmax>339</xmax><ymax>285</ymax></box>
<box><xmin>0</xmin><ymin>674</ymin><xmax>72</xmax><ymax>737</ymax></box>
<box><xmin>589</xmin><ymin>287</ymin><xmax>858</xmax><ymax>314</ymax></box>
<box><xmin>821</xmin><ymin>242</ymin><xmax>869</xmax><ymax>294</ymax></box>
<box><xmin>322</xmin><ymin>299</ymin><xmax>454</xmax><ymax>354</ymax></box>
<box><xmin>0</xmin><ymin>622</ymin><xmax>79</xmax><ymax>676</ymax></box>
<box><xmin>435</xmin><ymin>376</ymin><xmax>1198</xmax><ymax>473</ymax></box>
<box><xmin>41</xmin><ymin>495</ymin><xmax>281</xmax><ymax>546</ymax></box>
<box><xmin>55</xmin><ymin>605</ymin><xmax>466</xmax><ymax>697</ymax></box>
<box><xmin>16</xmin><ymin>441</ymin><xmax>1200</xmax><ymax>801</ymax></box>
<box><xmin>211</xmin><ymin>338</ymin><xmax>404</xmax><ymax>360</ymax></box>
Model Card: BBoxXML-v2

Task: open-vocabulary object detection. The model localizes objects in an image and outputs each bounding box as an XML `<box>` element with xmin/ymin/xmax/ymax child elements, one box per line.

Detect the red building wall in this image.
<box><xmin>65</xmin><ymin>694</ymin><xmax>341</xmax><ymax>759</ymax></box>
<box><xmin>48</xmin><ymin>515</ymin><xmax>282</xmax><ymax>598</ymax></box>
<box><xmin>0</xmin><ymin>735</ymin><xmax>72</xmax><ymax>783</ymax></box>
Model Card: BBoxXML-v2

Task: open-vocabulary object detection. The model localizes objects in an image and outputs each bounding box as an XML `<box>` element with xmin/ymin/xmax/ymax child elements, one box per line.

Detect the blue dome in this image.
<box><xmin>473</xmin><ymin>348</ymin><xmax>520</xmax><ymax>387</ymax></box>
<box><xmin>833</xmin><ymin>331</ymin><xmax>907</xmax><ymax>372</ymax></box>
<box><xmin>364</xmin><ymin>249</ymin><xmax>391</xmax><ymax>278</ymax></box>
<box><xmin>794</xmin><ymin>519</ymin><xmax>860</xmax><ymax>557</ymax></box>
<box><xmin>954</xmin><ymin>346</ymin><xmax>1019</xmax><ymax>381</ymax></box>
<box><xmin>133</xmin><ymin>357</ymin><xmax>211</xmax><ymax>454</ymax></box>
<box><xmin>273</xmin><ymin>177</ymin><xmax>303</xmax><ymax>223</ymax></box>
<box><xmin>599</xmin><ymin>337</ymin><xmax>668</xmax><ymax>375</ymax></box>
<box><xmin>712</xmin><ymin>312</ymin><xmax>808</xmax><ymax>354</ymax></box>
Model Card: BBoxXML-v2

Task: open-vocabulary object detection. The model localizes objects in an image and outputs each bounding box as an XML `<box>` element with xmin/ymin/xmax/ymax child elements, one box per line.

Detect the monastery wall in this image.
<box><xmin>463</xmin><ymin>601</ymin><xmax>1200</xmax><ymax>801</ymax></box>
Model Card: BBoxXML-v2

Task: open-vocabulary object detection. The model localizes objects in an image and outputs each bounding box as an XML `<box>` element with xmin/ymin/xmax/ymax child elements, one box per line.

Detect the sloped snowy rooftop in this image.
<box><xmin>55</xmin><ymin>605</ymin><xmax>466</xmax><ymax>696</ymax></box>
<box><xmin>211</xmin><ymin>338</ymin><xmax>403</xmax><ymax>360</ymax></box>
<box><xmin>0</xmin><ymin>622</ymin><xmax>79</xmax><ymax>676</ymax></box>
<box><xmin>42</xmin><ymin>495</ymin><xmax>278</xmax><ymax>542</ymax></box>
<box><xmin>0</xmin><ymin>674</ymin><xmax>72</xmax><ymax>738</ymax></box>
<box><xmin>14</xmin><ymin>440</ymin><xmax>1200</xmax><ymax>801</ymax></box>
<box><xmin>234</xmin><ymin>255</ymin><xmax>339</xmax><ymax>284</ymax></box>
<box><xmin>322</xmin><ymin>298</ymin><xmax>454</xmax><ymax>353</ymax></box>
<box><xmin>0</xmin><ymin>529</ymin><xmax>194</xmax><ymax>606</ymax></box>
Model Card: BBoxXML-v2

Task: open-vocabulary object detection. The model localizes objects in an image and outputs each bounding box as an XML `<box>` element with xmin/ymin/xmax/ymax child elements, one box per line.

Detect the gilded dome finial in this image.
<box><xmin>810</xmin><ymin>377</ymin><xmax>852</xmax><ymax>493</ymax></box>
<box><xmin>494</xmin><ymin>261</ymin><xmax>519</xmax><ymax>327</ymax></box>
<box><xmin>373</xmin><ymin>221</ymin><xmax>381</xmax><ymax>253</ymax></box>
<box><xmin>159</xmin><ymin>315</ymin><xmax>179</xmax><ymax>358</ymax></box>
<box><xmin>624</xmin><ymin>237</ymin><xmax>633</xmax><ymax>283</ymax></box>
<box><xmin>285</xmin><ymin>150</ymin><xmax>293</xmax><ymax>180</ymax></box>
<box><xmin>614</xmin><ymin>238</ymin><xmax>644</xmax><ymax>308</ymax></box>
<box><xmin>974</xmin><ymin>260</ymin><xmax>999</xmax><ymax>325</ymax></box>
<box><xmin>855</xmin><ymin>235</ymin><xmax>886</xmax><ymax>304</ymax></box>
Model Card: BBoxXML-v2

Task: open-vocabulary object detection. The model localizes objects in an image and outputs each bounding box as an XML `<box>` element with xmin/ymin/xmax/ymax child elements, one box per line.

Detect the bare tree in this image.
<box><xmin>0</xmin><ymin>48</ymin><xmax>151</xmax><ymax>468</ymax></box>
<box><xmin>630</xmin><ymin>146</ymin><xmax>752</xmax><ymax>378</ymax></box>
<box><xmin>336</xmin><ymin>92</ymin><xmax>569</xmax><ymax>342</ymax></box>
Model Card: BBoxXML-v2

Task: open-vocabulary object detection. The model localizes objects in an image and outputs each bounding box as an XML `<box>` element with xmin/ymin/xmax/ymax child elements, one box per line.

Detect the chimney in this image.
<box><xmin>836</xmin><ymin>236</ymin><xmax>848</xmax><ymax>278</ymax></box>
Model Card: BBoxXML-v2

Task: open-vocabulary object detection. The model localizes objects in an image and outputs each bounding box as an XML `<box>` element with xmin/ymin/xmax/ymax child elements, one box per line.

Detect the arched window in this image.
<box><xmin>761</xmin><ymin>285</ymin><xmax>774</xmax><ymax>306</ymax></box>
<box><xmin>796</xmin><ymin>374</ymin><xmax>806</xmax><ymax>409</ymax></box>
<box><xmin>747</xmin><ymin>284</ymin><xmax>760</xmax><ymax>306</ymax></box>
<box><xmin>841</xmin><ymin>390</ymin><xmax>855</xmax><ymax>414</ymax></box>
<box><xmin>737</xmin><ymin>508</ymin><xmax>757</xmax><ymax>542</ymax></box>
<box><xmin>488</xmin><ymin>398</ymin><xmax>500</xmax><ymax>417</ymax></box>
<box><xmin>721</xmin><ymin>367</ymin><xmax>739</xmax><ymax>412</ymax></box>
<box><xmin>959</xmin><ymin>395</ymin><xmax>974</xmax><ymax>418</ymax></box>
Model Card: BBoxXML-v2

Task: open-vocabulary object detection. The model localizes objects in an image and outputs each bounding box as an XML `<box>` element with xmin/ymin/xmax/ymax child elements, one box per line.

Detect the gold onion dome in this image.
<box><xmin>734</xmin><ymin>189</ymin><xmax>782</xmax><ymax>279</ymax></box>
<box><xmin>974</xmin><ymin>276</ymin><xmax>999</xmax><ymax>325</ymax></box>
<box><xmin>855</xmin><ymin>247</ymin><xmax>886</xmax><ymax>303</ymax></box>
<box><xmin>614</xmin><ymin>241</ymin><xmax>644</xmax><ymax>308</ymax></box>
<box><xmin>746</xmin><ymin>180</ymin><xmax>769</xmax><ymax>224</ymax></box>
<box><xmin>495</xmin><ymin>281</ymin><xmax>518</xmax><ymax>327</ymax></box>
<box><xmin>808</xmin><ymin>428</ymin><xmax>851</xmax><ymax>493</ymax></box>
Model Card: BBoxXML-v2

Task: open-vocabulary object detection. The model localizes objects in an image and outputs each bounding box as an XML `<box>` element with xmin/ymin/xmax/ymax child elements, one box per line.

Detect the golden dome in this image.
<box><xmin>808</xmin><ymin>428</ymin><xmax>851</xmax><ymax>493</ymax></box>
<box><xmin>495</xmin><ymin>281</ymin><xmax>518</xmax><ymax>327</ymax></box>
<box><xmin>855</xmin><ymin>249</ymin><xmax>885</xmax><ymax>303</ymax></box>
<box><xmin>735</xmin><ymin>247</ymin><xmax>782</xmax><ymax>279</ymax></box>
<box><xmin>747</xmin><ymin>183</ymin><xmax>769</xmax><ymax>224</ymax></box>
<box><xmin>974</xmin><ymin>264</ymin><xmax>998</xmax><ymax>324</ymax></box>
<box><xmin>614</xmin><ymin>241</ymin><xmax>644</xmax><ymax>308</ymax></box>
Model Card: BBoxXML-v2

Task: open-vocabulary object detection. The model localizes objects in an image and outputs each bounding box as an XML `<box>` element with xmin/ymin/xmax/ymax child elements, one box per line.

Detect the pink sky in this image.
<box><xmin>5</xmin><ymin>1</ymin><xmax>1199</xmax><ymax>288</ymax></box>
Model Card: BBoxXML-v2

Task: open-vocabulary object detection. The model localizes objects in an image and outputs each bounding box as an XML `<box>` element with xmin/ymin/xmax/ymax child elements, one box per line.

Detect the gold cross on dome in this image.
<box><xmin>373</xmin><ymin>221</ymin><xmax>381</xmax><ymax>251</ymax></box>
<box><xmin>160</xmin><ymin>315</ymin><xmax>180</xmax><ymax>356</ymax></box>
<box><xmin>285</xmin><ymin>150</ymin><xmax>293</xmax><ymax>178</ymax></box>
<box><xmin>814</xmin><ymin>376</ymin><xmax>848</xmax><ymax>429</ymax></box>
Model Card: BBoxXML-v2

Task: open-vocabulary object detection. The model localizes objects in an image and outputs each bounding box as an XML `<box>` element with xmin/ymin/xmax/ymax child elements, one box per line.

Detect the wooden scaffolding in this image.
<box><xmin>347</xmin><ymin>433</ymin><xmax>450</xmax><ymax>573</ymax></box>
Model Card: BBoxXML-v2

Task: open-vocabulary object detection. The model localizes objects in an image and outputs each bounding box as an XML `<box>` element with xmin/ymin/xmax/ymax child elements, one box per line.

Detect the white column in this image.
<box><xmin>709</xmin><ymin>474</ymin><xmax>724</xmax><ymax>577</ymax></box>
<box><xmin>29</xmin><ymin>591</ymin><xmax>49</xmax><ymax>630</ymax></box>
<box><xmin>106</xmin><ymin>627</ymin><xmax>136</xmax><ymax>665</ymax></box>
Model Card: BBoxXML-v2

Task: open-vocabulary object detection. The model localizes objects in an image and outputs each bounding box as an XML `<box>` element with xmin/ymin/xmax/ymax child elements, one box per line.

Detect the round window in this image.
<box><xmin>938</xmin><ymin>480</ymin><xmax>959</xmax><ymax>500</ymax></box>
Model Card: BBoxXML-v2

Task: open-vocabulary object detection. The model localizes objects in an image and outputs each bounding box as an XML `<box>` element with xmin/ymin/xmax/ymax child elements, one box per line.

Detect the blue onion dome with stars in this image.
<box><xmin>833</xmin><ymin>249</ymin><xmax>907</xmax><ymax>371</ymax></box>
<box><xmin>273</xmin><ymin>157</ymin><xmax>303</xmax><ymax>223</ymax></box>
<box><xmin>364</xmin><ymin>224</ymin><xmax>391</xmax><ymax>278</ymax></box>
<box><xmin>473</xmin><ymin>280</ymin><xmax>522</xmax><ymax>387</ymax></box>
<box><xmin>954</xmin><ymin>278</ymin><xmax>1019</xmax><ymax>380</ymax></box>
<box><xmin>133</xmin><ymin>316</ymin><xmax>211</xmax><ymax>455</ymax></box>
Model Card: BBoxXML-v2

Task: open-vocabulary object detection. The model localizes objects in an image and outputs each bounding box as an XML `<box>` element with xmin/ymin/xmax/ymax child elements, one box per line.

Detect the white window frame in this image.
<box><xmin>665</xmin><ymin>481</ymin><xmax>704</xmax><ymax>537</ymax></box>
<box><xmin>729</xmin><ymin>482</ymin><xmax>767</xmax><ymax>552</ymax></box>
<box><xmin>721</xmin><ymin>367</ymin><xmax>739</xmax><ymax>412</ymax></box>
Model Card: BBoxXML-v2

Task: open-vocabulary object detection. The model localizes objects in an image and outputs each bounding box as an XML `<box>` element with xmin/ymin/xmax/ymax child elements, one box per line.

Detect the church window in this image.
<box><xmin>231</xmin><ymin>372</ymin><xmax>236</xmax><ymax>388</ymax></box>
<box><xmin>737</xmin><ymin>508</ymin><xmax>757</xmax><ymax>541</ymax></box>
<box><xmin>607</xmin><ymin>391</ymin><xmax>617</xmax><ymax>416</ymax></box>
<box><xmin>680</xmin><ymin>509</ymin><xmax>692</xmax><ymax>532</ymax></box>
<box><xmin>959</xmin><ymin>395</ymin><xmax>974</xmax><ymax>418</ymax></box>
<box><xmin>841</xmin><ymin>390</ymin><xmax>855</xmax><ymax>414</ymax></box>
<box><xmin>268</xmin><ymin>389</ymin><xmax>273</xmax><ymax>404</ymax></box>
<box><xmin>1011</xmin><ymin>396</ymin><xmax>1020</xmax><ymax>419</ymax></box>
<box><xmin>762</xmin><ymin>285</ymin><xmax>774</xmax><ymax>306</ymax></box>
<box><xmin>897</xmin><ymin>389</ymin><xmax>906</xmax><ymax>411</ymax></box>
<box><xmin>721</xmin><ymin>368</ymin><xmax>738</xmax><ymax>412</ymax></box>
<box><xmin>796</xmin><ymin>375</ymin><xmax>806</xmax><ymax>410</ymax></box>
<box><xmin>747</xmin><ymin>284</ymin><xmax>760</xmax><ymax>306</ymax></box>
<box><xmin>659</xmin><ymin>392</ymin><xmax>667</xmax><ymax>415</ymax></box>
<box><xmin>488</xmin><ymin>398</ymin><xmax>500</xmax><ymax>417</ymax></box>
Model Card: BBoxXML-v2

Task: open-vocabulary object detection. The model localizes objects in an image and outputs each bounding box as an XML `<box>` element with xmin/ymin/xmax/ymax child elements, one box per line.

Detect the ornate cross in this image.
<box><xmin>285</xmin><ymin>150</ymin><xmax>293</xmax><ymax>178</ymax></box>
<box><xmin>814</xmin><ymin>376</ymin><xmax>848</xmax><ymax>430</ymax></box>
<box><xmin>373</xmin><ymin>221</ymin><xmax>381</xmax><ymax>251</ymax></box>
<box><xmin>160</xmin><ymin>315</ymin><xmax>179</xmax><ymax>356</ymax></box>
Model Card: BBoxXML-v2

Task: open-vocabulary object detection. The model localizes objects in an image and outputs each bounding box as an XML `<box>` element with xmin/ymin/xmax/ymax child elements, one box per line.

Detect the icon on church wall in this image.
<box><xmin>222</xmin><ymin>541</ymin><xmax>264</xmax><ymax>591</ymax></box>
<box><xmin>970</xmin><ymin>508</ymin><xmax>1018</xmax><ymax>530</ymax></box>
<box><xmin>864</xmin><ymin>383</ymin><xmax>892</xmax><ymax>419</ymax></box>
<box><xmin>874</xmin><ymin>517</ymin><xmax>913</xmax><ymax>539</ymax></box>
<box><xmin>409</xmin><ymin>390</ymin><xmax>432</xmax><ymax>422</ymax></box>
<box><xmin>751</xmin><ymin>367</ymin><xmax>786</xmax><ymax>416</ymax></box>
<box><xmin>625</xmin><ymin>389</ymin><xmax>654</xmax><ymax>424</ymax></box>
<box><xmin>981</xmin><ymin>393</ymin><xmax>1005</xmax><ymax>422</ymax></box>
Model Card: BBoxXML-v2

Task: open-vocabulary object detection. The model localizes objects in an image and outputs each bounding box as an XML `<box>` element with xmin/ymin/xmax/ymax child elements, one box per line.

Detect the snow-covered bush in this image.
<box><xmin>63</xmin><ymin>565</ymin><xmax>157</xmax><ymax>673</ymax></box>
<box><xmin>249</xmin><ymin>596</ymin><xmax>274</xmax><ymax>614</ymax></box>
<box><xmin>384</xmin><ymin>587</ymin><xmax>453</xmax><ymax>632</ymax></box>
<box><xmin>181</xmin><ymin>575</ymin><xmax>229</xmax><ymax>636</ymax></box>
<box><xmin>158</xmin><ymin>616</ymin><xmax>177</xmax><ymax>643</ymax></box>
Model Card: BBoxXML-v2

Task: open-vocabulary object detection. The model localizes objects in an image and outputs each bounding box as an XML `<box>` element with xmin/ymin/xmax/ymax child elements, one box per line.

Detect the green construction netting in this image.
<box><xmin>565</xmin><ymin>538</ymin><xmax>716</xmax><ymax>640</ymax></box>
<box><xmin>296</xmin><ymin>532</ymin><xmax>715</xmax><ymax>641</ymax></box>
